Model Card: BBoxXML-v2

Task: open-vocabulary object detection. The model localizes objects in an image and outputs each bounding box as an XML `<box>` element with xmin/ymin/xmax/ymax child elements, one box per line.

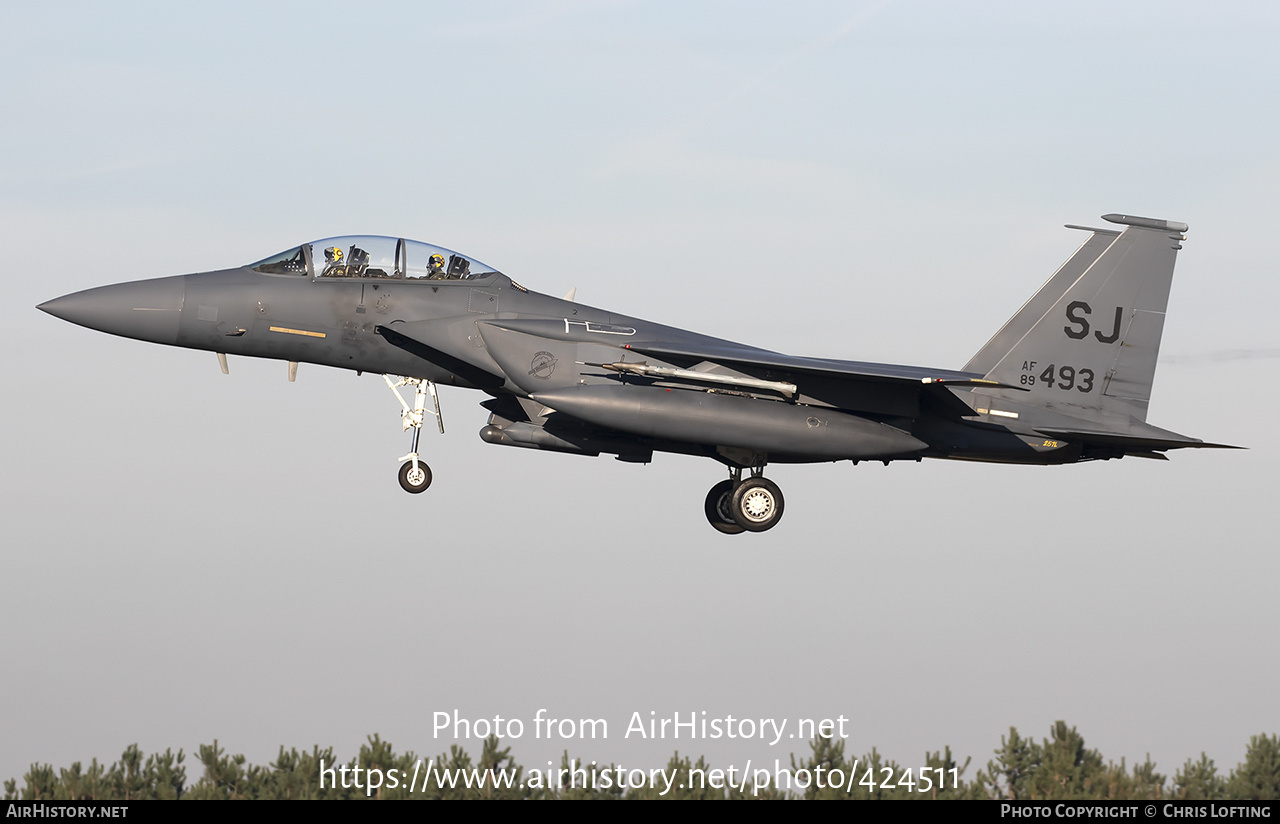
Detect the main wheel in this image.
<box><xmin>704</xmin><ymin>480</ymin><xmax>745</xmax><ymax>534</ymax></box>
<box><xmin>398</xmin><ymin>460</ymin><xmax>432</xmax><ymax>494</ymax></box>
<box><xmin>730</xmin><ymin>477</ymin><xmax>784</xmax><ymax>532</ymax></box>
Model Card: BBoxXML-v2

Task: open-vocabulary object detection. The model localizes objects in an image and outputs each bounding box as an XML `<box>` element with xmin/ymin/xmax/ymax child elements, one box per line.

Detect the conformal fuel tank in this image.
<box><xmin>531</xmin><ymin>384</ymin><xmax>926</xmax><ymax>460</ymax></box>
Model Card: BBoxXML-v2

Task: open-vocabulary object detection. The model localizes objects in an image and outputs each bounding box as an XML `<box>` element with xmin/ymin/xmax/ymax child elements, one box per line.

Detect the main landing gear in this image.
<box><xmin>384</xmin><ymin>376</ymin><xmax>443</xmax><ymax>494</ymax></box>
<box><xmin>703</xmin><ymin>467</ymin><xmax>785</xmax><ymax>534</ymax></box>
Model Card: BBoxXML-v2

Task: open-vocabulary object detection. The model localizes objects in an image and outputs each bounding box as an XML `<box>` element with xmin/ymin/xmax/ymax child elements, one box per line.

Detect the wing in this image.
<box><xmin>471</xmin><ymin>318</ymin><xmax>1025</xmax><ymax>420</ymax></box>
<box><xmin>617</xmin><ymin>339</ymin><xmax>1024</xmax><ymax>420</ymax></box>
<box><xmin>623</xmin><ymin>339</ymin><xmax>997</xmax><ymax>386</ymax></box>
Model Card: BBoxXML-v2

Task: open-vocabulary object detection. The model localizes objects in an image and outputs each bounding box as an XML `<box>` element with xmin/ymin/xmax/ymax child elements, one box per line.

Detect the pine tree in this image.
<box><xmin>920</xmin><ymin>746</ymin><xmax>972</xmax><ymax>799</ymax></box>
<box><xmin>1173</xmin><ymin>753</ymin><xmax>1224</xmax><ymax>800</ymax></box>
<box><xmin>974</xmin><ymin>726</ymin><xmax>1041</xmax><ymax>799</ymax></box>
<box><xmin>790</xmin><ymin>733</ymin><xmax>850</xmax><ymax>800</ymax></box>
<box><xmin>186</xmin><ymin>740</ymin><xmax>252</xmax><ymax>799</ymax></box>
<box><xmin>1226</xmin><ymin>734</ymin><xmax>1280</xmax><ymax>800</ymax></box>
<box><xmin>1026</xmin><ymin>721</ymin><xmax>1105</xmax><ymax>799</ymax></box>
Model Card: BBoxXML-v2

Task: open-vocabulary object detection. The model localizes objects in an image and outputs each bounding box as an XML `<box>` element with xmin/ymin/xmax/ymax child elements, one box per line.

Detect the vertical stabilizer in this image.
<box><xmin>964</xmin><ymin>226</ymin><xmax>1119</xmax><ymax>374</ymax></box>
<box><xmin>972</xmin><ymin>214</ymin><xmax>1188</xmax><ymax>425</ymax></box>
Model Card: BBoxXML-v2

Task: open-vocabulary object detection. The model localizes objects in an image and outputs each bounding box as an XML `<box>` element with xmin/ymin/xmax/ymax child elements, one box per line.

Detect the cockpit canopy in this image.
<box><xmin>252</xmin><ymin>236</ymin><xmax>501</xmax><ymax>281</ymax></box>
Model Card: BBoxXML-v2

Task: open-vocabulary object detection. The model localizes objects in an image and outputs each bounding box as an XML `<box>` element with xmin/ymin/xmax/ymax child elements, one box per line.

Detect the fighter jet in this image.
<box><xmin>38</xmin><ymin>213</ymin><xmax>1235</xmax><ymax>534</ymax></box>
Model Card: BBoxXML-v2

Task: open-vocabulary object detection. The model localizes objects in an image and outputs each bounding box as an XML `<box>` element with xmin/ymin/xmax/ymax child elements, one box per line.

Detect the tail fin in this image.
<box><xmin>970</xmin><ymin>214</ymin><xmax>1188</xmax><ymax>425</ymax></box>
<box><xmin>964</xmin><ymin>225</ymin><xmax>1120</xmax><ymax>375</ymax></box>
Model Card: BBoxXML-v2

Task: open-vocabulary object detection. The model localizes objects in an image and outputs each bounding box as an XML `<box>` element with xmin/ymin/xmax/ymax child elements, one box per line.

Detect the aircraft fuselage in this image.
<box><xmin>39</xmin><ymin>219</ymin><xmax>1232</xmax><ymax>533</ymax></box>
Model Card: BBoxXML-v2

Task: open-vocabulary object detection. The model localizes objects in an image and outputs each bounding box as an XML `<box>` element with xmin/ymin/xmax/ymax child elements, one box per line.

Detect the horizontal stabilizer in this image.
<box><xmin>1035</xmin><ymin>428</ymin><xmax>1243</xmax><ymax>452</ymax></box>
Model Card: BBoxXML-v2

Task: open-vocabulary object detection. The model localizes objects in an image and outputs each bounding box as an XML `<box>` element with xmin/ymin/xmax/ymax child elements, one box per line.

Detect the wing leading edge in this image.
<box><xmin>621</xmin><ymin>340</ymin><xmax>1012</xmax><ymax>387</ymax></box>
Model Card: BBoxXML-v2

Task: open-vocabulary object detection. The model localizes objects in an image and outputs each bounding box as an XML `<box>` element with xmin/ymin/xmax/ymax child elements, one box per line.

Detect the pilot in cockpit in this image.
<box><xmin>323</xmin><ymin>246</ymin><xmax>345</xmax><ymax>276</ymax></box>
<box><xmin>426</xmin><ymin>253</ymin><xmax>446</xmax><ymax>279</ymax></box>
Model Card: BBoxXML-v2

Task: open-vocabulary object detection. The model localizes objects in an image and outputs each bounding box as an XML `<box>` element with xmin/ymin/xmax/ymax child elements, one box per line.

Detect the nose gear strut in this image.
<box><xmin>383</xmin><ymin>375</ymin><xmax>444</xmax><ymax>494</ymax></box>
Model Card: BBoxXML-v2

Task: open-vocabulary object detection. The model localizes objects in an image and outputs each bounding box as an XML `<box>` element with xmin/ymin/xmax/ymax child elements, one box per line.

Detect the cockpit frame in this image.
<box><xmin>251</xmin><ymin>236</ymin><xmax>501</xmax><ymax>283</ymax></box>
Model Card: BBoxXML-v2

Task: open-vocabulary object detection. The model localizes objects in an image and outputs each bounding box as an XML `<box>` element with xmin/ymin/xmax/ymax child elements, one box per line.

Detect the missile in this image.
<box><xmin>585</xmin><ymin>360</ymin><xmax>797</xmax><ymax>398</ymax></box>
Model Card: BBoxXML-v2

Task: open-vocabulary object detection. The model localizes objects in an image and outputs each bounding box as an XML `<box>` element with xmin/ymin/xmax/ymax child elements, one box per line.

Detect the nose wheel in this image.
<box><xmin>399</xmin><ymin>460</ymin><xmax>433</xmax><ymax>493</ymax></box>
<box><xmin>384</xmin><ymin>375</ymin><xmax>443</xmax><ymax>495</ymax></box>
<box><xmin>703</xmin><ymin>469</ymin><xmax>785</xmax><ymax>534</ymax></box>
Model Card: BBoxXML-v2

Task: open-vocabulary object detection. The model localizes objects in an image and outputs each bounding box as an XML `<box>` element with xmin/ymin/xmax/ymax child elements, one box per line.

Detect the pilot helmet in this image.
<box><xmin>325</xmin><ymin>247</ymin><xmax>344</xmax><ymax>263</ymax></box>
<box><xmin>429</xmin><ymin>254</ymin><xmax>444</xmax><ymax>269</ymax></box>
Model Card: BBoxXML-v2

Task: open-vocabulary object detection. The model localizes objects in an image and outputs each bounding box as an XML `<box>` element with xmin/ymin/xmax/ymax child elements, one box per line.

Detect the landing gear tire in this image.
<box><xmin>704</xmin><ymin>480</ymin><xmax>745</xmax><ymax>535</ymax></box>
<box><xmin>731</xmin><ymin>477</ymin><xmax>784</xmax><ymax>532</ymax></box>
<box><xmin>398</xmin><ymin>461</ymin><xmax>432</xmax><ymax>494</ymax></box>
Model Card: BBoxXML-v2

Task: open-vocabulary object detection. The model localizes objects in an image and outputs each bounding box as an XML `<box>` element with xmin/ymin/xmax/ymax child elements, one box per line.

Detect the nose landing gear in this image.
<box><xmin>398</xmin><ymin>460</ymin><xmax>433</xmax><ymax>493</ymax></box>
<box><xmin>384</xmin><ymin>375</ymin><xmax>443</xmax><ymax>495</ymax></box>
<box><xmin>703</xmin><ymin>465</ymin><xmax>785</xmax><ymax>534</ymax></box>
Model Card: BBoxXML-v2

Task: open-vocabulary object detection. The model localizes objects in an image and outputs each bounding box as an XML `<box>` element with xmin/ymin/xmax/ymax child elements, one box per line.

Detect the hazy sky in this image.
<box><xmin>2</xmin><ymin>1</ymin><xmax>1276</xmax><ymax>789</ymax></box>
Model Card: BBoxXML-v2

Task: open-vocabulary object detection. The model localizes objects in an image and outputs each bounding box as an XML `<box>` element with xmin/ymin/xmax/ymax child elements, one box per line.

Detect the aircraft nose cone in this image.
<box><xmin>38</xmin><ymin>275</ymin><xmax>186</xmax><ymax>346</ymax></box>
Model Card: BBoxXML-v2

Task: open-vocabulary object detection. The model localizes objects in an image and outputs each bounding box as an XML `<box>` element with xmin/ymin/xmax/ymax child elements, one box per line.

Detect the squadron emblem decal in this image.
<box><xmin>529</xmin><ymin>351</ymin><xmax>557</xmax><ymax>379</ymax></box>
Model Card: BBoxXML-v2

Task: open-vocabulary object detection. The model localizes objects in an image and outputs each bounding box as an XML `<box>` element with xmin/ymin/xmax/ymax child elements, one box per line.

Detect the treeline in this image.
<box><xmin>5</xmin><ymin>722</ymin><xmax>1278</xmax><ymax>800</ymax></box>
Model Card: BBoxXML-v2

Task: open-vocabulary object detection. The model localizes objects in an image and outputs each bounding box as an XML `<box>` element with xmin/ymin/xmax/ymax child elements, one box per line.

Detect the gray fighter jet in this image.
<box><xmin>38</xmin><ymin>213</ymin><xmax>1235</xmax><ymax>533</ymax></box>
